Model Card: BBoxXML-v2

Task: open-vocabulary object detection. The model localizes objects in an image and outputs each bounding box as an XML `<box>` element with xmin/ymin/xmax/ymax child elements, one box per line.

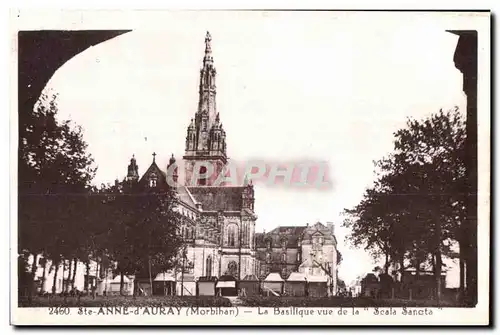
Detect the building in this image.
<box><xmin>24</xmin><ymin>32</ymin><xmax>258</xmax><ymax>296</ymax></box>
<box><xmin>255</xmin><ymin>222</ymin><xmax>339</xmax><ymax>295</ymax></box>
<box><xmin>124</xmin><ymin>31</ymin><xmax>258</xmax><ymax>282</ymax></box>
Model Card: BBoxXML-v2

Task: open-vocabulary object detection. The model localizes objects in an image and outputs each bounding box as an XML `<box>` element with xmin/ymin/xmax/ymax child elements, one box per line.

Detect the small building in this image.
<box><xmin>152</xmin><ymin>272</ymin><xmax>175</xmax><ymax>296</ymax></box>
<box><xmin>176</xmin><ymin>272</ymin><xmax>196</xmax><ymax>296</ymax></box>
<box><xmin>306</xmin><ymin>275</ymin><xmax>328</xmax><ymax>297</ymax></box>
<box><xmin>361</xmin><ymin>273</ymin><xmax>380</xmax><ymax>298</ymax></box>
<box><xmin>284</xmin><ymin>272</ymin><xmax>307</xmax><ymax>297</ymax></box>
<box><xmin>262</xmin><ymin>272</ymin><xmax>284</xmax><ymax>296</ymax></box>
<box><xmin>109</xmin><ymin>275</ymin><xmax>133</xmax><ymax>296</ymax></box>
<box><xmin>216</xmin><ymin>275</ymin><xmax>238</xmax><ymax>296</ymax></box>
<box><xmin>402</xmin><ymin>268</ymin><xmax>446</xmax><ymax>300</ymax></box>
<box><xmin>239</xmin><ymin>274</ymin><xmax>260</xmax><ymax>297</ymax></box>
<box><xmin>197</xmin><ymin>276</ymin><xmax>217</xmax><ymax>296</ymax></box>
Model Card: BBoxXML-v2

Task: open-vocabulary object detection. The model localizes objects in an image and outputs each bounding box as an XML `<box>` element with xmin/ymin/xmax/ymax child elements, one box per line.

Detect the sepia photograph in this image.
<box><xmin>11</xmin><ymin>9</ymin><xmax>490</xmax><ymax>326</ymax></box>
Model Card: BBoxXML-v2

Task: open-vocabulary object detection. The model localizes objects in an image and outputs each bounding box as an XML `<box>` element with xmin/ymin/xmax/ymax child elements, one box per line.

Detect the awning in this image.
<box><xmin>216</xmin><ymin>281</ymin><xmax>236</xmax><ymax>288</ymax></box>
<box><xmin>153</xmin><ymin>273</ymin><xmax>175</xmax><ymax>281</ymax></box>
<box><xmin>110</xmin><ymin>275</ymin><xmax>131</xmax><ymax>283</ymax></box>
<box><xmin>264</xmin><ymin>272</ymin><xmax>284</xmax><ymax>282</ymax></box>
<box><xmin>287</xmin><ymin>272</ymin><xmax>307</xmax><ymax>282</ymax></box>
<box><xmin>306</xmin><ymin>275</ymin><xmax>328</xmax><ymax>283</ymax></box>
<box><xmin>176</xmin><ymin>272</ymin><xmax>196</xmax><ymax>282</ymax></box>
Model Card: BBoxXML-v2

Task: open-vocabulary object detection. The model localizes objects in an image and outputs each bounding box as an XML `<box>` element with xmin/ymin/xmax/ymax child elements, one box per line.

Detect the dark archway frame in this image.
<box><xmin>17</xmin><ymin>30</ymin><xmax>131</xmax><ymax>123</ymax></box>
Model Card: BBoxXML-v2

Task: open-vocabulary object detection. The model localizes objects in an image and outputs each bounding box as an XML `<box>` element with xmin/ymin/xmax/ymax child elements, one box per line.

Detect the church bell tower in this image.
<box><xmin>184</xmin><ymin>32</ymin><xmax>228</xmax><ymax>186</ymax></box>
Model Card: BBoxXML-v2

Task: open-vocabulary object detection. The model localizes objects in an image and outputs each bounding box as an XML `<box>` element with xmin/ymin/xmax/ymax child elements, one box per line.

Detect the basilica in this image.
<box><xmin>124</xmin><ymin>32</ymin><xmax>258</xmax><ymax>282</ymax></box>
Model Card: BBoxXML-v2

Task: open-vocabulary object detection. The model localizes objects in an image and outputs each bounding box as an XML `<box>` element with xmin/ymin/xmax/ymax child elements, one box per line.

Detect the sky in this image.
<box><xmin>42</xmin><ymin>11</ymin><xmax>466</xmax><ymax>285</ymax></box>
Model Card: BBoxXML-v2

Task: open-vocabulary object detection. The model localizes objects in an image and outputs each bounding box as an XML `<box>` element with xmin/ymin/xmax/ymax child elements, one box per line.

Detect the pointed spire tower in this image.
<box><xmin>127</xmin><ymin>154</ymin><xmax>139</xmax><ymax>182</ymax></box>
<box><xmin>184</xmin><ymin>32</ymin><xmax>228</xmax><ymax>186</ymax></box>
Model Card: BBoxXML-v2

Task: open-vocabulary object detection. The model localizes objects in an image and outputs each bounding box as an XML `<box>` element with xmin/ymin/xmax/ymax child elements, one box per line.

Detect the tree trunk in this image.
<box><xmin>163</xmin><ymin>272</ymin><xmax>166</xmax><ymax>296</ymax></box>
<box><xmin>85</xmin><ymin>261</ymin><xmax>90</xmax><ymax>294</ymax></box>
<box><xmin>40</xmin><ymin>260</ymin><xmax>47</xmax><ymax>294</ymax></box>
<box><xmin>460</xmin><ymin>253</ymin><xmax>465</xmax><ymax>299</ymax></box>
<box><xmin>120</xmin><ymin>270</ymin><xmax>125</xmax><ymax>296</ymax></box>
<box><xmin>66</xmin><ymin>259</ymin><xmax>72</xmax><ymax>292</ymax></box>
<box><xmin>435</xmin><ymin>251</ymin><xmax>443</xmax><ymax>304</ymax></box>
<box><xmin>30</xmin><ymin>253</ymin><xmax>38</xmax><ymax>299</ymax></box>
<box><xmin>71</xmin><ymin>258</ymin><xmax>78</xmax><ymax>289</ymax></box>
<box><xmin>459</xmin><ymin>226</ymin><xmax>466</xmax><ymax>302</ymax></box>
<box><xmin>52</xmin><ymin>261</ymin><xmax>60</xmax><ymax>294</ymax></box>
<box><xmin>384</xmin><ymin>252</ymin><xmax>390</xmax><ymax>274</ymax></box>
<box><xmin>95</xmin><ymin>261</ymin><xmax>100</xmax><ymax>294</ymax></box>
<box><xmin>148</xmin><ymin>256</ymin><xmax>153</xmax><ymax>297</ymax></box>
<box><xmin>434</xmin><ymin>216</ymin><xmax>443</xmax><ymax>304</ymax></box>
<box><xmin>399</xmin><ymin>253</ymin><xmax>405</xmax><ymax>282</ymax></box>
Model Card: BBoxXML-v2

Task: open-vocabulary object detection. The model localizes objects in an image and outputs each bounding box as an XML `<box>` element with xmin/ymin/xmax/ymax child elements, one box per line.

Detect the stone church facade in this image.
<box><xmin>255</xmin><ymin>222</ymin><xmax>339</xmax><ymax>293</ymax></box>
<box><xmin>123</xmin><ymin>32</ymin><xmax>258</xmax><ymax>281</ymax></box>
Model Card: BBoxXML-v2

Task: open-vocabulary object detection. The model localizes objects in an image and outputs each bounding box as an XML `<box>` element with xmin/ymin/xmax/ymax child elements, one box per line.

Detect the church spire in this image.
<box><xmin>203</xmin><ymin>31</ymin><xmax>213</xmax><ymax>66</ymax></box>
<box><xmin>183</xmin><ymin>32</ymin><xmax>228</xmax><ymax>186</ymax></box>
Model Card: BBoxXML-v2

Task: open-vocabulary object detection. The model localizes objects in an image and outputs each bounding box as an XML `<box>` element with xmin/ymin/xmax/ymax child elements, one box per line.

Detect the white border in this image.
<box><xmin>7</xmin><ymin>8</ymin><xmax>492</xmax><ymax>327</ymax></box>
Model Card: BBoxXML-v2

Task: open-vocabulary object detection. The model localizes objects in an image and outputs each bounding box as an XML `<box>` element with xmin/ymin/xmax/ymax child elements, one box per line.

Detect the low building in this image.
<box><xmin>255</xmin><ymin>221</ymin><xmax>339</xmax><ymax>295</ymax></box>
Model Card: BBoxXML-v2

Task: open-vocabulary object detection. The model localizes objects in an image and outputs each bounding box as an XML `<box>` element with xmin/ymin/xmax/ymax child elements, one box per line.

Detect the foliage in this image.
<box><xmin>99</xmin><ymin>179</ymin><xmax>184</xmax><ymax>280</ymax></box>
<box><xmin>18</xmin><ymin>92</ymin><xmax>97</xmax><ymax>296</ymax></box>
<box><xmin>18</xmin><ymin>91</ymin><xmax>183</xmax><ymax>298</ymax></box>
<box><xmin>342</xmin><ymin>108</ymin><xmax>466</xmax><ymax>292</ymax></box>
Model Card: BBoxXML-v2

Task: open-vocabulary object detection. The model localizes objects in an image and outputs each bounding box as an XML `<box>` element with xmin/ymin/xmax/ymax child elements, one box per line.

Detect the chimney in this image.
<box><xmin>327</xmin><ymin>222</ymin><xmax>334</xmax><ymax>235</ymax></box>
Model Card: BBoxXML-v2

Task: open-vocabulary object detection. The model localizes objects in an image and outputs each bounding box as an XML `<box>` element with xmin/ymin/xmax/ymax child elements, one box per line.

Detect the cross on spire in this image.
<box><xmin>152</xmin><ymin>152</ymin><xmax>156</xmax><ymax>162</ymax></box>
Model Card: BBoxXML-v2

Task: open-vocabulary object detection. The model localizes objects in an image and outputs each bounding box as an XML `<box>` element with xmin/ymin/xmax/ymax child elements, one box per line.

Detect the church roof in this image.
<box><xmin>255</xmin><ymin>226</ymin><xmax>307</xmax><ymax>248</ymax></box>
<box><xmin>177</xmin><ymin>186</ymin><xmax>198</xmax><ymax>210</ymax></box>
<box><xmin>187</xmin><ymin>186</ymin><xmax>245</xmax><ymax>211</ymax></box>
<box><xmin>270</xmin><ymin>226</ymin><xmax>307</xmax><ymax>236</ymax></box>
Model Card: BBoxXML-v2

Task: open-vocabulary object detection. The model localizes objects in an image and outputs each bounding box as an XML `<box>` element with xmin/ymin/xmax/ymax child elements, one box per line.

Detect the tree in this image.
<box><xmin>101</xmin><ymin>178</ymin><xmax>183</xmax><ymax>296</ymax></box>
<box><xmin>343</xmin><ymin>108</ymin><xmax>466</xmax><ymax>301</ymax></box>
<box><xmin>18</xmin><ymin>92</ymin><xmax>96</xmax><ymax>299</ymax></box>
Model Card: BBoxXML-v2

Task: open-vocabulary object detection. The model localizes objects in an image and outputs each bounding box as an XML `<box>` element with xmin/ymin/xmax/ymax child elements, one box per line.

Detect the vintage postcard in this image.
<box><xmin>10</xmin><ymin>9</ymin><xmax>491</xmax><ymax>326</ymax></box>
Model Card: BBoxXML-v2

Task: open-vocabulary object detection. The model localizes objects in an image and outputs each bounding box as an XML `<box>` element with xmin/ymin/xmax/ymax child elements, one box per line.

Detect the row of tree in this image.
<box><xmin>18</xmin><ymin>93</ymin><xmax>183</xmax><ymax>299</ymax></box>
<box><xmin>342</xmin><ymin>107</ymin><xmax>468</xmax><ymax>302</ymax></box>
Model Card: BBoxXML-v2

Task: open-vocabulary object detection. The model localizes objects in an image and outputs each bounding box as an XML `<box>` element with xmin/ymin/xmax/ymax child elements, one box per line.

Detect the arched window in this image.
<box><xmin>206</xmin><ymin>256</ymin><xmax>212</xmax><ymax>277</ymax></box>
<box><xmin>266</xmin><ymin>253</ymin><xmax>271</xmax><ymax>263</ymax></box>
<box><xmin>149</xmin><ymin>172</ymin><xmax>158</xmax><ymax>188</ymax></box>
<box><xmin>281</xmin><ymin>253</ymin><xmax>286</xmax><ymax>263</ymax></box>
<box><xmin>228</xmin><ymin>226</ymin><xmax>233</xmax><ymax>246</ymax></box>
<box><xmin>199</xmin><ymin>166</ymin><xmax>207</xmax><ymax>186</ymax></box>
<box><xmin>228</xmin><ymin>225</ymin><xmax>237</xmax><ymax>247</ymax></box>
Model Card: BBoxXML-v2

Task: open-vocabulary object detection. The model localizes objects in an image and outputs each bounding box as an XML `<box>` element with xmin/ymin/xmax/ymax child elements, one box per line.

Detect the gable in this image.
<box><xmin>139</xmin><ymin>162</ymin><xmax>167</xmax><ymax>187</ymax></box>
